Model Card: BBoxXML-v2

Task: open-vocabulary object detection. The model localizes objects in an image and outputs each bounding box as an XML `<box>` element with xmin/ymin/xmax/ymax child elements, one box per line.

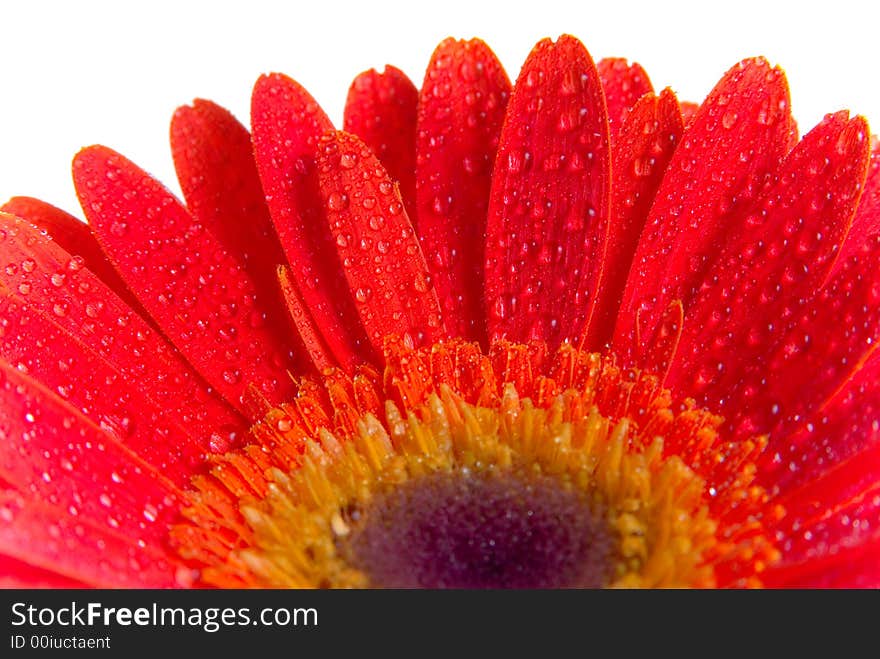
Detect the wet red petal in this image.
<box><xmin>667</xmin><ymin>114</ymin><xmax>870</xmax><ymax>423</ymax></box>
<box><xmin>736</xmin><ymin>229</ymin><xmax>880</xmax><ymax>458</ymax></box>
<box><xmin>171</xmin><ymin>99</ymin><xmax>290</xmax><ymax>310</ymax></box>
<box><xmin>415</xmin><ymin>38</ymin><xmax>511</xmax><ymax>344</ymax></box>
<box><xmin>1</xmin><ymin>197</ymin><xmax>141</xmax><ymax>310</ymax></box>
<box><xmin>615</xmin><ymin>58</ymin><xmax>796</xmax><ymax>357</ymax></box>
<box><xmin>278</xmin><ymin>265</ymin><xmax>334</xmax><ymax>372</ymax></box>
<box><xmin>73</xmin><ymin>145</ymin><xmax>296</xmax><ymax>415</ymax></box>
<box><xmin>0</xmin><ymin>294</ymin><xmax>212</xmax><ymax>486</ymax></box>
<box><xmin>836</xmin><ymin>144</ymin><xmax>880</xmax><ymax>267</ymax></box>
<box><xmin>679</xmin><ymin>101</ymin><xmax>700</xmax><ymax>127</ymax></box>
<box><xmin>758</xmin><ymin>350</ymin><xmax>880</xmax><ymax>495</ymax></box>
<box><xmin>767</xmin><ymin>542</ymin><xmax>880</xmax><ymax>588</ymax></box>
<box><xmin>639</xmin><ymin>299</ymin><xmax>683</xmax><ymax>383</ymax></box>
<box><xmin>763</xmin><ymin>440</ymin><xmax>880</xmax><ymax>587</ymax></box>
<box><xmin>590</xmin><ymin>90</ymin><xmax>683</xmax><ymax>351</ymax></box>
<box><xmin>344</xmin><ymin>65</ymin><xmax>419</xmax><ymax>220</ymax></box>
<box><xmin>485</xmin><ymin>35</ymin><xmax>611</xmax><ymax>348</ymax></box>
<box><xmin>596</xmin><ymin>58</ymin><xmax>653</xmax><ymax>139</ymax></box>
<box><xmin>317</xmin><ymin>130</ymin><xmax>444</xmax><ymax>350</ymax></box>
<box><xmin>252</xmin><ymin>73</ymin><xmax>370</xmax><ymax>371</ymax></box>
<box><xmin>0</xmin><ymin>360</ymin><xmax>183</xmax><ymax>549</ymax></box>
<box><xmin>0</xmin><ymin>553</ymin><xmax>90</xmax><ymax>588</ymax></box>
<box><xmin>171</xmin><ymin>99</ymin><xmax>307</xmax><ymax>372</ymax></box>
<box><xmin>0</xmin><ymin>491</ymin><xmax>182</xmax><ymax>588</ymax></box>
<box><xmin>0</xmin><ymin>214</ymin><xmax>245</xmax><ymax>450</ymax></box>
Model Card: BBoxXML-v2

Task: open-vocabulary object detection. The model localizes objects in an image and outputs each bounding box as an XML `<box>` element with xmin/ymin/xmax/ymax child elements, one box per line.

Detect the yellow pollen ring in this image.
<box><xmin>229</xmin><ymin>384</ymin><xmax>720</xmax><ymax>588</ymax></box>
<box><xmin>172</xmin><ymin>339</ymin><xmax>778</xmax><ymax>589</ymax></box>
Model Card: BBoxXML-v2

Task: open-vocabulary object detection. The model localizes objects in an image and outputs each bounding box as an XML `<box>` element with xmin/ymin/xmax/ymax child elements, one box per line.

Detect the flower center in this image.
<box><xmin>337</xmin><ymin>470</ymin><xmax>613</xmax><ymax>588</ymax></box>
<box><xmin>172</xmin><ymin>338</ymin><xmax>779</xmax><ymax>588</ymax></box>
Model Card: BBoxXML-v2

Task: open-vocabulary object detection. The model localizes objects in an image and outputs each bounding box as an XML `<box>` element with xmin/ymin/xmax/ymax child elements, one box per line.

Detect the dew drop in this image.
<box><xmin>721</xmin><ymin>111</ymin><xmax>738</xmax><ymax>129</ymax></box>
<box><xmin>507</xmin><ymin>151</ymin><xmax>525</xmax><ymax>174</ymax></box>
<box><xmin>432</xmin><ymin>196</ymin><xmax>451</xmax><ymax>215</ymax></box>
<box><xmin>84</xmin><ymin>302</ymin><xmax>102</xmax><ymax>318</ymax></box>
<box><xmin>491</xmin><ymin>296</ymin><xmax>507</xmax><ymax>321</ymax></box>
<box><xmin>327</xmin><ymin>192</ymin><xmax>349</xmax><ymax>211</ymax></box>
<box><xmin>633</xmin><ymin>157</ymin><xmax>654</xmax><ymax>177</ymax></box>
<box><xmin>557</xmin><ymin>110</ymin><xmax>578</xmax><ymax>133</ymax></box>
<box><xmin>339</xmin><ymin>152</ymin><xmax>359</xmax><ymax>169</ymax></box>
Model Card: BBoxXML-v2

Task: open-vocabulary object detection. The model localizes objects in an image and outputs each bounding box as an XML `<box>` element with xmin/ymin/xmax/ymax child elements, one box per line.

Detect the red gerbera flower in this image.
<box><xmin>0</xmin><ymin>35</ymin><xmax>877</xmax><ymax>588</ymax></box>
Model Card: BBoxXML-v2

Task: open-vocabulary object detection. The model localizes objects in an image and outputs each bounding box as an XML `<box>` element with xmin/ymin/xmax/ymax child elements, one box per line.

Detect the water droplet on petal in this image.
<box><xmin>327</xmin><ymin>192</ymin><xmax>349</xmax><ymax>211</ymax></box>
<box><xmin>722</xmin><ymin>111</ymin><xmax>738</xmax><ymax>129</ymax></box>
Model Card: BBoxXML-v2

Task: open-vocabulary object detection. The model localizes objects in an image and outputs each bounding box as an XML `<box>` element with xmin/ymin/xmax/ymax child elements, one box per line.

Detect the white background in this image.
<box><xmin>2</xmin><ymin>0</ymin><xmax>879</xmax><ymax>214</ymax></box>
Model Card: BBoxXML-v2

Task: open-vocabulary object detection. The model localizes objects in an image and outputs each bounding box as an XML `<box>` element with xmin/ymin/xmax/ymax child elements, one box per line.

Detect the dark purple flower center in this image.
<box><xmin>338</xmin><ymin>470</ymin><xmax>614</xmax><ymax>588</ymax></box>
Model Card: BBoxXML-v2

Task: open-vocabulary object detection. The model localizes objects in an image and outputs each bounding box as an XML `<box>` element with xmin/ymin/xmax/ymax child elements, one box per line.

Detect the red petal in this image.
<box><xmin>0</xmin><ymin>553</ymin><xmax>89</xmax><ymax>588</ymax></box>
<box><xmin>1</xmin><ymin>197</ymin><xmax>141</xmax><ymax>310</ymax></box>
<box><xmin>667</xmin><ymin>114</ymin><xmax>870</xmax><ymax>425</ymax></box>
<box><xmin>679</xmin><ymin>101</ymin><xmax>700</xmax><ymax>127</ymax></box>
<box><xmin>590</xmin><ymin>90</ymin><xmax>683</xmax><ymax>351</ymax></box>
<box><xmin>171</xmin><ymin>99</ymin><xmax>309</xmax><ymax>373</ymax></box>
<box><xmin>0</xmin><ymin>491</ymin><xmax>182</xmax><ymax>588</ymax></box>
<box><xmin>639</xmin><ymin>299</ymin><xmax>683</xmax><ymax>383</ymax></box>
<box><xmin>767</xmin><ymin>541</ymin><xmax>880</xmax><ymax>588</ymax></box>
<box><xmin>485</xmin><ymin>35</ymin><xmax>611</xmax><ymax>348</ymax></box>
<box><xmin>836</xmin><ymin>143</ymin><xmax>880</xmax><ymax>268</ymax></box>
<box><xmin>171</xmin><ymin>99</ymin><xmax>290</xmax><ymax>309</ymax></box>
<box><xmin>0</xmin><ymin>359</ymin><xmax>183</xmax><ymax>549</ymax></box>
<box><xmin>278</xmin><ymin>265</ymin><xmax>334</xmax><ymax>372</ymax></box>
<box><xmin>73</xmin><ymin>145</ymin><xmax>296</xmax><ymax>415</ymax></box>
<box><xmin>251</xmin><ymin>73</ymin><xmax>370</xmax><ymax>371</ymax></box>
<box><xmin>758</xmin><ymin>349</ymin><xmax>880</xmax><ymax>494</ymax></box>
<box><xmin>614</xmin><ymin>58</ymin><xmax>796</xmax><ymax>357</ymax></box>
<box><xmin>596</xmin><ymin>58</ymin><xmax>653</xmax><ymax>140</ymax></box>
<box><xmin>344</xmin><ymin>65</ymin><xmax>419</xmax><ymax>220</ymax></box>
<box><xmin>0</xmin><ymin>293</ymin><xmax>212</xmax><ymax>486</ymax></box>
<box><xmin>739</xmin><ymin>229</ymin><xmax>880</xmax><ymax>456</ymax></box>
<box><xmin>763</xmin><ymin>440</ymin><xmax>880</xmax><ymax>587</ymax></box>
<box><xmin>317</xmin><ymin>130</ymin><xmax>444</xmax><ymax>350</ymax></box>
<box><xmin>415</xmin><ymin>38</ymin><xmax>511</xmax><ymax>343</ymax></box>
<box><xmin>0</xmin><ymin>214</ymin><xmax>245</xmax><ymax>451</ymax></box>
